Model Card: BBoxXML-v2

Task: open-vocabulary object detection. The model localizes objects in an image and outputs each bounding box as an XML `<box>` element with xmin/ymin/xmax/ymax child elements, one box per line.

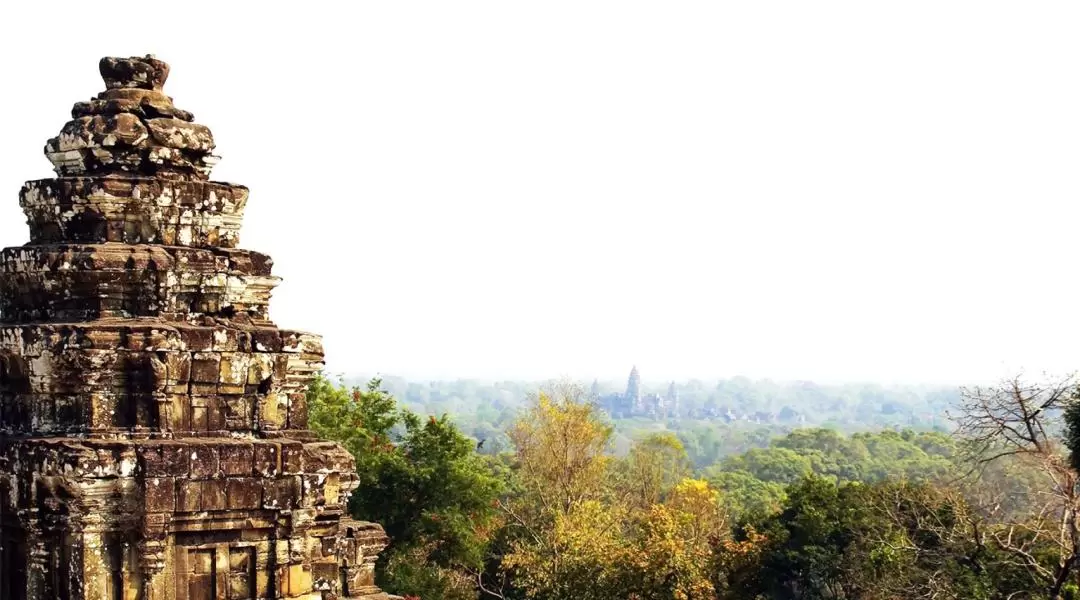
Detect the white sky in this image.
<box><xmin>1</xmin><ymin>1</ymin><xmax>1078</xmax><ymax>385</ymax></box>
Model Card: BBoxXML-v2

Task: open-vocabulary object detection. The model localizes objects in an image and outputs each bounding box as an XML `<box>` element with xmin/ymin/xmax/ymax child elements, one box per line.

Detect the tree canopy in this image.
<box><xmin>309</xmin><ymin>373</ymin><xmax>1080</xmax><ymax>600</ymax></box>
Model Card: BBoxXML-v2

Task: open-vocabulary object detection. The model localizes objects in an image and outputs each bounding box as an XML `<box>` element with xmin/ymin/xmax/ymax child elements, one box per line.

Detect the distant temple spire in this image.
<box><xmin>596</xmin><ymin>367</ymin><xmax>679</xmax><ymax>420</ymax></box>
<box><xmin>626</xmin><ymin>364</ymin><xmax>639</xmax><ymax>399</ymax></box>
<box><xmin>626</xmin><ymin>365</ymin><xmax>642</xmax><ymax>409</ymax></box>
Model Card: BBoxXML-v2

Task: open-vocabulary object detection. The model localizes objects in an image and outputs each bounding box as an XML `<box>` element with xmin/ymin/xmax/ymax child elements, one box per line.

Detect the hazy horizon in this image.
<box><xmin>2</xmin><ymin>2</ymin><xmax>1079</xmax><ymax>386</ymax></box>
<box><xmin>336</xmin><ymin>369</ymin><xmax>982</xmax><ymax>389</ymax></box>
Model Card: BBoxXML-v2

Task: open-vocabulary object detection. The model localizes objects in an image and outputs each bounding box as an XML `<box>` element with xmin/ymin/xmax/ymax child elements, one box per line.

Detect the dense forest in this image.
<box><xmin>346</xmin><ymin>374</ymin><xmax>958</xmax><ymax>467</ymax></box>
<box><xmin>310</xmin><ymin>373</ymin><xmax>1080</xmax><ymax>600</ymax></box>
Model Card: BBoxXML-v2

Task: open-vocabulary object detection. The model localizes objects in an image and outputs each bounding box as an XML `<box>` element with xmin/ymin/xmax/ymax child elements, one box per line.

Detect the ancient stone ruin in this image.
<box><xmin>0</xmin><ymin>56</ymin><xmax>391</xmax><ymax>600</ymax></box>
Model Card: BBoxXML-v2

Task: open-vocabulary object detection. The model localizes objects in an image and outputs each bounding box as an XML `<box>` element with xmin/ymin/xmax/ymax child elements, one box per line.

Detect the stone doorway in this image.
<box><xmin>176</xmin><ymin>544</ymin><xmax>257</xmax><ymax>600</ymax></box>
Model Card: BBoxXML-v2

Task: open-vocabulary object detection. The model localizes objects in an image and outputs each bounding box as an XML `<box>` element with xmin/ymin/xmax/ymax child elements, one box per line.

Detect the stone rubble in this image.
<box><xmin>0</xmin><ymin>56</ymin><xmax>392</xmax><ymax>600</ymax></box>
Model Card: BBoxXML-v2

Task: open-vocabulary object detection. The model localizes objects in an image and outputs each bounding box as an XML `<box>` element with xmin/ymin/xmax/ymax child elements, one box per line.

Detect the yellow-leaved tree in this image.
<box><xmin>617</xmin><ymin>432</ymin><xmax>692</xmax><ymax>510</ymax></box>
<box><xmin>498</xmin><ymin>383</ymin><xmax>733</xmax><ymax>600</ymax></box>
<box><xmin>630</xmin><ymin>479</ymin><xmax>728</xmax><ymax>600</ymax></box>
<box><xmin>499</xmin><ymin>382</ymin><xmax>629</xmax><ymax>599</ymax></box>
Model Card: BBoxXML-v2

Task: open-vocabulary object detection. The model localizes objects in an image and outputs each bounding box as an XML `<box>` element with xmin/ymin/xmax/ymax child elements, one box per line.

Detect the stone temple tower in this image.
<box><xmin>625</xmin><ymin>366</ymin><xmax>642</xmax><ymax>414</ymax></box>
<box><xmin>0</xmin><ymin>56</ymin><xmax>390</xmax><ymax>600</ymax></box>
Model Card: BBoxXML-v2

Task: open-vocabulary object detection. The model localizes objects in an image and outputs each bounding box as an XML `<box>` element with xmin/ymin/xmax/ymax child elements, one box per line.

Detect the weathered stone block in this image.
<box><xmin>263</xmin><ymin>476</ymin><xmax>301</xmax><ymax>510</ymax></box>
<box><xmin>252</xmin><ymin>329</ymin><xmax>283</xmax><ymax>352</ymax></box>
<box><xmin>224</xmin><ymin>396</ymin><xmax>255</xmax><ymax>429</ymax></box>
<box><xmin>219</xmin><ymin>443</ymin><xmax>254</xmax><ymax>476</ymax></box>
<box><xmin>226</xmin><ymin>478</ymin><xmax>262</xmax><ymax>509</ymax></box>
<box><xmin>190</xmin><ymin>352</ymin><xmax>221</xmax><ymax>383</ymax></box>
<box><xmin>259</xmin><ymin>391</ymin><xmax>289</xmax><ymax>430</ymax></box>
<box><xmin>202</xmin><ymin>479</ymin><xmax>228</xmax><ymax>511</ymax></box>
<box><xmin>280</xmin><ymin>441</ymin><xmax>304</xmax><ymax>474</ymax></box>
<box><xmin>145</xmin><ymin>476</ymin><xmax>176</xmax><ymax>512</ymax></box>
<box><xmin>177</xmin><ymin>479</ymin><xmax>202</xmax><ymax>512</ymax></box>
<box><xmin>146</xmin><ymin>118</ymin><xmax>214</xmax><ymax>152</ymax></box>
<box><xmin>140</xmin><ymin>443</ymin><xmax>191</xmax><ymax>477</ymax></box>
<box><xmin>166</xmin><ymin>352</ymin><xmax>192</xmax><ymax>384</ymax></box>
<box><xmin>254</xmin><ymin>442</ymin><xmax>280</xmax><ymax>476</ymax></box>
<box><xmin>286</xmin><ymin>563</ymin><xmax>313</xmax><ymax>597</ymax></box>
<box><xmin>189</xmin><ymin>446</ymin><xmax>220</xmax><ymax>478</ymax></box>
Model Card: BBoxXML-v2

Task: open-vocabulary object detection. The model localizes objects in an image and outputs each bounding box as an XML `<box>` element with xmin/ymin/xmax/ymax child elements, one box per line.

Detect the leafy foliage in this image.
<box><xmin>308</xmin><ymin>376</ymin><xmax>505</xmax><ymax>596</ymax></box>
<box><xmin>309</xmin><ymin>373</ymin><xmax>1080</xmax><ymax>600</ymax></box>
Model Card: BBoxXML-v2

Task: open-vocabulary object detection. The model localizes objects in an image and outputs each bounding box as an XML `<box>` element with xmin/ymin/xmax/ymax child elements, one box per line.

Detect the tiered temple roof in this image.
<box><xmin>0</xmin><ymin>56</ymin><xmax>390</xmax><ymax>600</ymax></box>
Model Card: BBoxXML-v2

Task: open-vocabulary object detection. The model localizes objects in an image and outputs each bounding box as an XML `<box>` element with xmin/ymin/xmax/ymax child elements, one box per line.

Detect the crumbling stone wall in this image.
<box><xmin>0</xmin><ymin>56</ymin><xmax>390</xmax><ymax>600</ymax></box>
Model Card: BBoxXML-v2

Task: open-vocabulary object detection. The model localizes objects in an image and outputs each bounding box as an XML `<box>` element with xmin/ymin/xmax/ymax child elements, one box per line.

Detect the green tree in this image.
<box><xmin>726</xmin><ymin>476</ymin><xmax>872</xmax><ymax>600</ymax></box>
<box><xmin>308</xmin><ymin>375</ymin><xmax>506</xmax><ymax>599</ymax></box>
<box><xmin>705</xmin><ymin>469</ymin><xmax>786</xmax><ymax>519</ymax></box>
<box><xmin>721</xmin><ymin>447</ymin><xmax>814</xmax><ymax>485</ymax></box>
